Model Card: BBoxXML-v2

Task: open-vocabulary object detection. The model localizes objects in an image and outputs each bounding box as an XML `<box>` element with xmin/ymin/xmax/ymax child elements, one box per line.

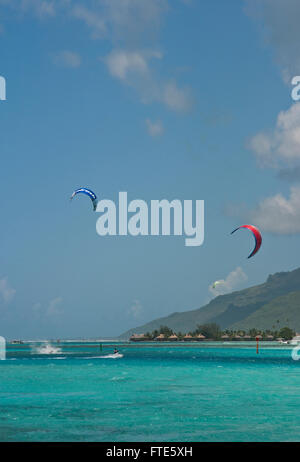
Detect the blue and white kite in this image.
<box><xmin>70</xmin><ymin>188</ymin><xmax>98</xmax><ymax>211</ymax></box>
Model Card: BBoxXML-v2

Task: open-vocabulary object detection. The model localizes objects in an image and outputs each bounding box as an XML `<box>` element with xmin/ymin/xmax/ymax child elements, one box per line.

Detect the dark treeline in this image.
<box><xmin>131</xmin><ymin>323</ymin><xmax>295</xmax><ymax>341</ymax></box>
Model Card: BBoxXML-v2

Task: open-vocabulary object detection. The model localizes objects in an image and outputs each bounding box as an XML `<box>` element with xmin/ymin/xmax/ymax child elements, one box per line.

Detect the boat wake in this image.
<box><xmin>84</xmin><ymin>353</ymin><xmax>124</xmax><ymax>359</ymax></box>
<box><xmin>31</xmin><ymin>342</ymin><xmax>62</xmax><ymax>355</ymax></box>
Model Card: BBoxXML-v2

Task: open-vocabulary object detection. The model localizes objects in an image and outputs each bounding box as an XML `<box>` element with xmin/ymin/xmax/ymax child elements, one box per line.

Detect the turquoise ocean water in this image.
<box><xmin>0</xmin><ymin>342</ymin><xmax>299</xmax><ymax>442</ymax></box>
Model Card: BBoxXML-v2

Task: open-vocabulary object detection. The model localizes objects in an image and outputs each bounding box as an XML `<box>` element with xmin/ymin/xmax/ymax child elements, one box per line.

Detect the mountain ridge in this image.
<box><xmin>119</xmin><ymin>267</ymin><xmax>300</xmax><ymax>339</ymax></box>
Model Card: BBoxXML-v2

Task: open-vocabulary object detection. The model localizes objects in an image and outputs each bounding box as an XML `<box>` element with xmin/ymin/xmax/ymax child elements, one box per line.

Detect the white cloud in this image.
<box><xmin>0</xmin><ymin>0</ymin><xmax>193</xmax><ymax>113</ymax></box>
<box><xmin>0</xmin><ymin>277</ymin><xmax>16</xmax><ymax>303</ymax></box>
<box><xmin>53</xmin><ymin>50</ymin><xmax>81</xmax><ymax>68</ymax></box>
<box><xmin>227</xmin><ymin>186</ymin><xmax>300</xmax><ymax>234</ymax></box>
<box><xmin>99</xmin><ymin>0</ymin><xmax>168</xmax><ymax>45</ymax></box>
<box><xmin>245</xmin><ymin>0</ymin><xmax>300</xmax><ymax>81</ymax></box>
<box><xmin>247</xmin><ymin>186</ymin><xmax>300</xmax><ymax>234</ymax></box>
<box><xmin>105</xmin><ymin>49</ymin><xmax>152</xmax><ymax>80</ymax></box>
<box><xmin>162</xmin><ymin>80</ymin><xmax>193</xmax><ymax>113</ymax></box>
<box><xmin>0</xmin><ymin>0</ymin><xmax>57</xmax><ymax>18</ymax></box>
<box><xmin>70</xmin><ymin>0</ymin><xmax>168</xmax><ymax>44</ymax></box>
<box><xmin>47</xmin><ymin>297</ymin><xmax>63</xmax><ymax>316</ymax></box>
<box><xmin>90</xmin><ymin>1</ymin><xmax>193</xmax><ymax>112</ymax></box>
<box><xmin>32</xmin><ymin>298</ymin><xmax>63</xmax><ymax>319</ymax></box>
<box><xmin>23</xmin><ymin>0</ymin><xmax>55</xmax><ymax>17</ymax></box>
<box><xmin>71</xmin><ymin>5</ymin><xmax>107</xmax><ymax>39</ymax></box>
<box><xmin>0</xmin><ymin>0</ymin><xmax>168</xmax><ymax>34</ymax></box>
<box><xmin>145</xmin><ymin>118</ymin><xmax>164</xmax><ymax>136</ymax></box>
<box><xmin>209</xmin><ymin>267</ymin><xmax>248</xmax><ymax>297</ymax></box>
<box><xmin>249</xmin><ymin>103</ymin><xmax>300</xmax><ymax>167</ymax></box>
<box><xmin>128</xmin><ymin>299</ymin><xmax>143</xmax><ymax>318</ymax></box>
<box><xmin>104</xmin><ymin>49</ymin><xmax>193</xmax><ymax>112</ymax></box>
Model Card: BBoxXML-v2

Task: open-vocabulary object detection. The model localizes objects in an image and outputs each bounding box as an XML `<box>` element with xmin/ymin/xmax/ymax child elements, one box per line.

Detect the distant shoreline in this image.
<box><xmin>6</xmin><ymin>340</ymin><xmax>295</xmax><ymax>348</ymax></box>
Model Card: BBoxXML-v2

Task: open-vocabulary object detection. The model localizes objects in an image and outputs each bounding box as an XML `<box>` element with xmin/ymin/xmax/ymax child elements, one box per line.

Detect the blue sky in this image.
<box><xmin>0</xmin><ymin>0</ymin><xmax>300</xmax><ymax>339</ymax></box>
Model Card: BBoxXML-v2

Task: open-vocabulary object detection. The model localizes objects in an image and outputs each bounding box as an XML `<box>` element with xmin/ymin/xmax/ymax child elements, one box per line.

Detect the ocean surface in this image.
<box><xmin>0</xmin><ymin>341</ymin><xmax>299</xmax><ymax>442</ymax></box>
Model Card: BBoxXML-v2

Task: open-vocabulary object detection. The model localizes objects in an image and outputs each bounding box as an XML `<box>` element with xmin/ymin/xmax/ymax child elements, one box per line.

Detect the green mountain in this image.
<box><xmin>230</xmin><ymin>291</ymin><xmax>300</xmax><ymax>331</ymax></box>
<box><xmin>120</xmin><ymin>267</ymin><xmax>300</xmax><ymax>338</ymax></box>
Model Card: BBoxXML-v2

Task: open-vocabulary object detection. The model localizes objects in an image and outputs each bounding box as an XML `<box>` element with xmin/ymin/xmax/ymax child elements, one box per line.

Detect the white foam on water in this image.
<box><xmin>100</xmin><ymin>353</ymin><xmax>124</xmax><ymax>359</ymax></box>
<box><xmin>83</xmin><ymin>353</ymin><xmax>124</xmax><ymax>359</ymax></box>
<box><xmin>0</xmin><ymin>336</ymin><xmax>6</xmax><ymax>360</ymax></box>
<box><xmin>31</xmin><ymin>342</ymin><xmax>62</xmax><ymax>355</ymax></box>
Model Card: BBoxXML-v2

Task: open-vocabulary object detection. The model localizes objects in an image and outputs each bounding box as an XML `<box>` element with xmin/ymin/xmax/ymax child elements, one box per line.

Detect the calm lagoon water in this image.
<box><xmin>0</xmin><ymin>342</ymin><xmax>299</xmax><ymax>442</ymax></box>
